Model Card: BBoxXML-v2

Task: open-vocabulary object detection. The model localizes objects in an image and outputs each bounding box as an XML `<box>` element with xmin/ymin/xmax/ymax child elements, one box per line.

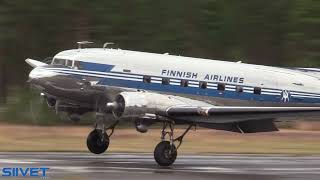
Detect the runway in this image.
<box><xmin>1</xmin><ymin>153</ymin><xmax>320</xmax><ymax>180</ymax></box>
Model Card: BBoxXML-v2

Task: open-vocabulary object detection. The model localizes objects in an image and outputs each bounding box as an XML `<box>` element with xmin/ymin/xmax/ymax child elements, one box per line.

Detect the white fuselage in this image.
<box><xmin>31</xmin><ymin>48</ymin><xmax>320</xmax><ymax>106</ymax></box>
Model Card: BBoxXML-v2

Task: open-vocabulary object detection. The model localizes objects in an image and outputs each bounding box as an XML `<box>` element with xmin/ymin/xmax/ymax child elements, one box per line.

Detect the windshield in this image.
<box><xmin>52</xmin><ymin>58</ymin><xmax>66</xmax><ymax>65</ymax></box>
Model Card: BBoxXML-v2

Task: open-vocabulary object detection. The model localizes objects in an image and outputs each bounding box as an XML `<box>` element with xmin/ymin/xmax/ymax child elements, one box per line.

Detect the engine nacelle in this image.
<box><xmin>111</xmin><ymin>91</ymin><xmax>186</xmax><ymax>118</ymax></box>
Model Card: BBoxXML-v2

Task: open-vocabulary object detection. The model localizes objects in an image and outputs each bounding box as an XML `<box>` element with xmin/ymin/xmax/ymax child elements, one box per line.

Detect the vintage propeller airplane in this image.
<box><xmin>26</xmin><ymin>42</ymin><xmax>320</xmax><ymax>166</ymax></box>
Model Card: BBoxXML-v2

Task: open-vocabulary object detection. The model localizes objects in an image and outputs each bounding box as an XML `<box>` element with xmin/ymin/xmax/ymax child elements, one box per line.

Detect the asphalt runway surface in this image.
<box><xmin>1</xmin><ymin>153</ymin><xmax>320</xmax><ymax>180</ymax></box>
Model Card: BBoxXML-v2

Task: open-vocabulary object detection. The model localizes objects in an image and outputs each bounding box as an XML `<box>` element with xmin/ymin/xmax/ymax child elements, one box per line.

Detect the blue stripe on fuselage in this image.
<box><xmin>44</xmin><ymin>64</ymin><xmax>320</xmax><ymax>104</ymax></box>
<box><xmin>80</xmin><ymin>62</ymin><xmax>114</xmax><ymax>72</ymax></box>
<box><xmin>98</xmin><ymin>78</ymin><xmax>282</xmax><ymax>103</ymax></box>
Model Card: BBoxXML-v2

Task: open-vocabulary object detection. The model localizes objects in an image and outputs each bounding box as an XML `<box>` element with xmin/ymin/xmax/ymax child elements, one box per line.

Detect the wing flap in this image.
<box><xmin>199</xmin><ymin>119</ymin><xmax>279</xmax><ymax>133</ymax></box>
<box><xmin>238</xmin><ymin>119</ymin><xmax>279</xmax><ymax>133</ymax></box>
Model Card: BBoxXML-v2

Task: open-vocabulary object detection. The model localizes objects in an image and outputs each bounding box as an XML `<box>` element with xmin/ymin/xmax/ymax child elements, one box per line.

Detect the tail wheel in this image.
<box><xmin>154</xmin><ymin>141</ymin><xmax>177</xmax><ymax>166</ymax></box>
<box><xmin>86</xmin><ymin>129</ymin><xmax>109</xmax><ymax>154</ymax></box>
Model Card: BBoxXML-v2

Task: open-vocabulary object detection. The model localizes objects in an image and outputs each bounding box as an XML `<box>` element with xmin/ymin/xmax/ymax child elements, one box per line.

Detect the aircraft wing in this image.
<box><xmin>160</xmin><ymin>106</ymin><xmax>320</xmax><ymax>124</ymax></box>
<box><xmin>155</xmin><ymin>105</ymin><xmax>320</xmax><ymax>133</ymax></box>
<box><xmin>113</xmin><ymin>91</ymin><xmax>320</xmax><ymax>126</ymax></box>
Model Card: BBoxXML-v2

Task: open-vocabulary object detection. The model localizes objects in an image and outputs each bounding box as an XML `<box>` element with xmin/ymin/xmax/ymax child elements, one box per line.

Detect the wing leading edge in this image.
<box><xmin>160</xmin><ymin>106</ymin><xmax>320</xmax><ymax>124</ymax></box>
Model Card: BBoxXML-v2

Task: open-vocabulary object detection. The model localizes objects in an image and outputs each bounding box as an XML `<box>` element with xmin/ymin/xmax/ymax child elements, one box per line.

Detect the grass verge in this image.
<box><xmin>0</xmin><ymin>124</ymin><xmax>320</xmax><ymax>154</ymax></box>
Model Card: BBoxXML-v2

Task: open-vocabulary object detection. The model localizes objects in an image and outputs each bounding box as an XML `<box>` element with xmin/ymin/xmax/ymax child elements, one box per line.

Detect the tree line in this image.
<box><xmin>0</xmin><ymin>0</ymin><xmax>319</xmax><ymax>124</ymax></box>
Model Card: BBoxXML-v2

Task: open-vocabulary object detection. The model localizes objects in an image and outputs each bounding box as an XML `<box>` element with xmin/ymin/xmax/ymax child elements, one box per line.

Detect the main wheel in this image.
<box><xmin>87</xmin><ymin>129</ymin><xmax>109</xmax><ymax>154</ymax></box>
<box><xmin>154</xmin><ymin>141</ymin><xmax>177</xmax><ymax>166</ymax></box>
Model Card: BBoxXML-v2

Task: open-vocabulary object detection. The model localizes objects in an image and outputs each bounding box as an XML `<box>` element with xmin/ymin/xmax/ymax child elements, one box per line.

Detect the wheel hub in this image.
<box><xmin>164</xmin><ymin>149</ymin><xmax>171</xmax><ymax>159</ymax></box>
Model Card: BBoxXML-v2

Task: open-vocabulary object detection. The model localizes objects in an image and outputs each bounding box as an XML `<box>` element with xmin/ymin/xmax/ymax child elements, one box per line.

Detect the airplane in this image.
<box><xmin>26</xmin><ymin>41</ymin><xmax>320</xmax><ymax>166</ymax></box>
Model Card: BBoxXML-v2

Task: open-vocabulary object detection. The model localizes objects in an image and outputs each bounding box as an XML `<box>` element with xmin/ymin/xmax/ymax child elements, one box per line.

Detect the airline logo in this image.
<box><xmin>161</xmin><ymin>69</ymin><xmax>245</xmax><ymax>84</ymax></box>
<box><xmin>281</xmin><ymin>90</ymin><xmax>291</xmax><ymax>102</ymax></box>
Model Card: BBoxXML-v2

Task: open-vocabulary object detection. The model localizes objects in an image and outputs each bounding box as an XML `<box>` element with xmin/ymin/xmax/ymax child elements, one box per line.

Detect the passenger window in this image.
<box><xmin>162</xmin><ymin>78</ymin><xmax>170</xmax><ymax>85</ymax></box>
<box><xmin>236</xmin><ymin>86</ymin><xmax>243</xmax><ymax>93</ymax></box>
<box><xmin>217</xmin><ymin>83</ymin><xmax>225</xmax><ymax>91</ymax></box>
<box><xmin>199</xmin><ymin>81</ymin><xmax>207</xmax><ymax>89</ymax></box>
<box><xmin>181</xmin><ymin>80</ymin><xmax>188</xmax><ymax>87</ymax></box>
<box><xmin>254</xmin><ymin>87</ymin><xmax>262</xmax><ymax>95</ymax></box>
<box><xmin>143</xmin><ymin>76</ymin><xmax>151</xmax><ymax>83</ymax></box>
<box><xmin>52</xmin><ymin>58</ymin><xmax>66</xmax><ymax>65</ymax></box>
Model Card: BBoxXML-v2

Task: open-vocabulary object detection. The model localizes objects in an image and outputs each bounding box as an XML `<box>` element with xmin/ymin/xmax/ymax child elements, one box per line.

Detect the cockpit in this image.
<box><xmin>52</xmin><ymin>58</ymin><xmax>81</xmax><ymax>69</ymax></box>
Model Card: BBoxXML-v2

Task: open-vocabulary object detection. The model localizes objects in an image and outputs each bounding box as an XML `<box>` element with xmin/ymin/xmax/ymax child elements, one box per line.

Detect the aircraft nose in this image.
<box><xmin>29</xmin><ymin>67</ymin><xmax>42</xmax><ymax>80</ymax></box>
<box><xmin>28</xmin><ymin>67</ymin><xmax>57</xmax><ymax>83</ymax></box>
<box><xmin>28</xmin><ymin>68</ymin><xmax>43</xmax><ymax>85</ymax></box>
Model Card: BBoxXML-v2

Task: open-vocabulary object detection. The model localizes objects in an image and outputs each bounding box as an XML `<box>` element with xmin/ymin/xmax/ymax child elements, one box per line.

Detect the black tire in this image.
<box><xmin>154</xmin><ymin>141</ymin><xmax>177</xmax><ymax>166</ymax></box>
<box><xmin>86</xmin><ymin>129</ymin><xmax>109</xmax><ymax>154</ymax></box>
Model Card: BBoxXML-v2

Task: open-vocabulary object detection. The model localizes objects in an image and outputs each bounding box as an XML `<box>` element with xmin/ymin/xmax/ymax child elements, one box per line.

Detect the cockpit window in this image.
<box><xmin>52</xmin><ymin>58</ymin><xmax>82</xmax><ymax>69</ymax></box>
<box><xmin>66</xmin><ymin>60</ymin><xmax>73</xmax><ymax>67</ymax></box>
<box><xmin>52</xmin><ymin>58</ymin><xmax>66</xmax><ymax>65</ymax></box>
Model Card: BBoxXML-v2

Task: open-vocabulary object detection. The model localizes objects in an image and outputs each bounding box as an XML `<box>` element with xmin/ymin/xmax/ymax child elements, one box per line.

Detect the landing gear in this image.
<box><xmin>154</xmin><ymin>141</ymin><xmax>177</xmax><ymax>166</ymax></box>
<box><xmin>86</xmin><ymin>112</ymin><xmax>118</xmax><ymax>154</ymax></box>
<box><xmin>87</xmin><ymin>129</ymin><xmax>109</xmax><ymax>154</ymax></box>
<box><xmin>154</xmin><ymin>122</ymin><xmax>194</xmax><ymax>166</ymax></box>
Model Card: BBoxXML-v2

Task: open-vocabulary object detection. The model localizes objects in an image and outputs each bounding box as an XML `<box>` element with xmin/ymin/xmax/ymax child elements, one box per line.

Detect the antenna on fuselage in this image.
<box><xmin>77</xmin><ymin>41</ymin><xmax>94</xmax><ymax>50</ymax></box>
<box><xmin>103</xmin><ymin>42</ymin><xmax>114</xmax><ymax>50</ymax></box>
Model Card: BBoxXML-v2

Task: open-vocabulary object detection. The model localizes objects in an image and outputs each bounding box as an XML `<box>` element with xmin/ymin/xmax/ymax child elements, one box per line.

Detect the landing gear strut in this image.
<box><xmin>87</xmin><ymin>112</ymin><xmax>118</xmax><ymax>154</ymax></box>
<box><xmin>154</xmin><ymin>122</ymin><xmax>194</xmax><ymax>166</ymax></box>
